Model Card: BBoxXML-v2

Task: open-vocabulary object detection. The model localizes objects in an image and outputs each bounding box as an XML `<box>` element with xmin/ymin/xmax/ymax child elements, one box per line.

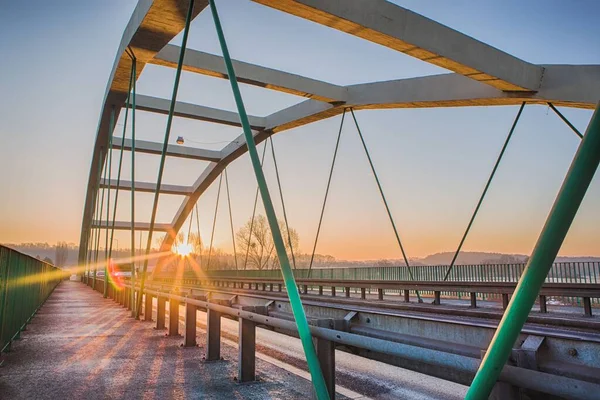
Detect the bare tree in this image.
<box><xmin>236</xmin><ymin>215</ymin><xmax>299</xmax><ymax>270</ymax></box>
<box><xmin>55</xmin><ymin>242</ymin><xmax>69</xmax><ymax>267</ymax></box>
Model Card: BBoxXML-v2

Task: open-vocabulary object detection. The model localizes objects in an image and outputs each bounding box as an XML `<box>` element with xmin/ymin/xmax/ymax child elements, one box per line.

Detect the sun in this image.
<box><xmin>174</xmin><ymin>242</ymin><xmax>192</xmax><ymax>257</ymax></box>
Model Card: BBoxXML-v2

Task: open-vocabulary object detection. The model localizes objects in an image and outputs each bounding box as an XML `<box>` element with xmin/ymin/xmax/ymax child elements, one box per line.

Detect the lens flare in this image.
<box><xmin>174</xmin><ymin>242</ymin><xmax>192</xmax><ymax>257</ymax></box>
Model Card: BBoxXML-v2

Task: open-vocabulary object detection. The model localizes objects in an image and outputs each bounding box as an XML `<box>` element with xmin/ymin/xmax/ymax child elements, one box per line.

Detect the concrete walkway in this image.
<box><xmin>0</xmin><ymin>281</ymin><xmax>317</xmax><ymax>399</ymax></box>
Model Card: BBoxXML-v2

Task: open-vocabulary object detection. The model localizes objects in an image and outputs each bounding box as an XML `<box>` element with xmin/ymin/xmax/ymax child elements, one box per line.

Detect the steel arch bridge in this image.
<box><xmin>77</xmin><ymin>2</ymin><xmax>599</xmax><ymax>397</ymax></box>
<box><xmin>78</xmin><ymin>0</ymin><xmax>600</xmax><ymax>267</ymax></box>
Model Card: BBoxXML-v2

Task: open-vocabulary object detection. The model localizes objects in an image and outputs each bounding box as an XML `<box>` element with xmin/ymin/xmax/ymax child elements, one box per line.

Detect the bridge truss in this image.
<box><xmin>78</xmin><ymin>1</ymin><xmax>600</xmax><ymax>399</ymax></box>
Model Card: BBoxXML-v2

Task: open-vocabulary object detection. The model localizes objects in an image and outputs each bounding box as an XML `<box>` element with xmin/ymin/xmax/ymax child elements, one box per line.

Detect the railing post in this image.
<box><xmin>313</xmin><ymin>320</ymin><xmax>336</xmax><ymax>400</ymax></box>
<box><xmin>168</xmin><ymin>297</ymin><xmax>180</xmax><ymax>336</ymax></box>
<box><xmin>470</xmin><ymin>292</ymin><xmax>477</xmax><ymax>308</ymax></box>
<box><xmin>360</xmin><ymin>288</ymin><xmax>366</xmax><ymax>300</ymax></box>
<box><xmin>404</xmin><ymin>290</ymin><xmax>410</xmax><ymax>303</ymax></box>
<box><xmin>206</xmin><ymin>308</ymin><xmax>221</xmax><ymax>360</ymax></box>
<box><xmin>583</xmin><ymin>297</ymin><xmax>592</xmax><ymax>317</ymax></box>
<box><xmin>156</xmin><ymin>296</ymin><xmax>166</xmax><ymax>330</ymax></box>
<box><xmin>539</xmin><ymin>295</ymin><xmax>547</xmax><ymax>313</ymax></box>
<box><xmin>184</xmin><ymin>300</ymin><xmax>197</xmax><ymax>347</ymax></box>
<box><xmin>144</xmin><ymin>292</ymin><xmax>153</xmax><ymax>321</ymax></box>
<box><xmin>378</xmin><ymin>288</ymin><xmax>384</xmax><ymax>301</ymax></box>
<box><xmin>238</xmin><ymin>318</ymin><xmax>256</xmax><ymax>382</ymax></box>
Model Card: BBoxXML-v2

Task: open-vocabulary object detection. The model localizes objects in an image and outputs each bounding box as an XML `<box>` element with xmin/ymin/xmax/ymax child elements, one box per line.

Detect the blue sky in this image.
<box><xmin>0</xmin><ymin>0</ymin><xmax>599</xmax><ymax>259</ymax></box>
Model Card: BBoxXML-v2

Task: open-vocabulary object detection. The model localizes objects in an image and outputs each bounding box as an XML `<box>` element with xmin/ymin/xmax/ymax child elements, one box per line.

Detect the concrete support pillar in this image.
<box><xmin>404</xmin><ymin>289</ymin><xmax>410</xmax><ymax>303</ymax></box>
<box><xmin>144</xmin><ymin>293</ymin><xmax>153</xmax><ymax>321</ymax></box>
<box><xmin>168</xmin><ymin>298</ymin><xmax>180</xmax><ymax>336</ymax></box>
<box><xmin>156</xmin><ymin>296</ymin><xmax>166</xmax><ymax>330</ymax></box>
<box><xmin>184</xmin><ymin>302</ymin><xmax>197</xmax><ymax>347</ymax></box>
<box><xmin>278</xmin><ymin>284</ymin><xmax>282</xmax><ymax>292</ymax></box>
<box><xmin>318</xmin><ymin>286</ymin><xmax>323</xmax><ymax>295</ymax></box>
<box><xmin>270</xmin><ymin>283</ymin><xmax>273</xmax><ymax>292</ymax></box>
<box><xmin>303</xmin><ymin>284</ymin><xmax>308</xmax><ymax>294</ymax></box>
<box><xmin>360</xmin><ymin>288</ymin><xmax>366</xmax><ymax>300</ymax></box>
<box><xmin>238</xmin><ymin>318</ymin><xmax>256</xmax><ymax>382</ymax></box>
<box><xmin>331</xmin><ymin>286</ymin><xmax>336</xmax><ymax>297</ymax></box>
<box><xmin>345</xmin><ymin>287</ymin><xmax>350</xmax><ymax>297</ymax></box>
<box><xmin>378</xmin><ymin>288</ymin><xmax>384</xmax><ymax>301</ymax></box>
<box><xmin>206</xmin><ymin>308</ymin><xmax>221</xmax><ymax>361</ymax></box>
<box><xmin>434</xmin><ymin>291</ymin><xmax>441</xmax><ymax>305</ymax></box>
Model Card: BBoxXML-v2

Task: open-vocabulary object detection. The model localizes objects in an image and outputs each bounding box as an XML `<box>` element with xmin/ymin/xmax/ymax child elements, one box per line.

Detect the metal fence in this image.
<box><xmin>196</xmin><ymin>261</ymin><xmax>600</xmax><ymax>305</ymax></box>
<box><xmin>0</xmin><ymin>245</ymin><xmax>63</xmax><ymax>353</ymax></box>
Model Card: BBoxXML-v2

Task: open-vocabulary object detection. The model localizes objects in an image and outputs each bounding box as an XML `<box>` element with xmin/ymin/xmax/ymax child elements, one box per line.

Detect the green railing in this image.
<box><xmin>0</xmin><ymin>245</ymin><xmax>64</xmax><ymax>353</ymax></box>
<box><xmin>165</xmin><ymin>261</ymin><xmax>600</xmax><ymax>305</ymax></box>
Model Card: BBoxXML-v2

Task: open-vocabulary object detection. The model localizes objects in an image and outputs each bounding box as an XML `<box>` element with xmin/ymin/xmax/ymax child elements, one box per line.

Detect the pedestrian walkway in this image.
<box><xmin>0</xmin><ymin>280</ymin><xmax>315</xmax><ymax>399</ymax></box>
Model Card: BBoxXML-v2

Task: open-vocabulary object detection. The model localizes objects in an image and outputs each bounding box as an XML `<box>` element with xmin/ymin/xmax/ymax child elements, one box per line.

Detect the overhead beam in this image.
<box><xmin>112</xmin><ymin>137</ymin><xmax>222</xmax><ymax>162</ymax></box>
<box><xmin>151</xmin><ymin>44</ymin><xmax>347</xmax><ymax>103</ymax></box>
<box><xmin>134</xmin><ymin>94</ymin><xmax>265</xmax><ymax>129</ymax></box>
<box><xmin>100</xmin><ymin>179</ymin><xmax>193</xmax><ymax>196</ymax></box>
<box><xmin>92</xmin><ymin>221</ymin><xmax>172</xmax><ymax>232</ymax></box>
<box><xmin>253</xmin><ymin>0</ymin><xmax>543</xmax><ymax>92</ymax></box>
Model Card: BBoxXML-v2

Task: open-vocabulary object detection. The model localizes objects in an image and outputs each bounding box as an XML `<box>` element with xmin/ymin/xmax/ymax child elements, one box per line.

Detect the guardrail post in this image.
<box><xmin>502</xmin><ymin>293</ymin><xmax>509</xmax><ymax>310</ymax></box>
<box><xmin>318</xmin><ymin>286</ymin><xmax>323</xmax><ymax>295</ymax></box>
<box><xmin>404</xmin><ymin>290</ymin><xmax>410</xmax><ymax>303</ymax></box>
<box><xmin>184</xmin><ymin>300</ymin><xmax>197</xmax><ymax>347</ymax></box>
<box><xmin>168</xmin><ymin>297</ymin><xmax>180</xmax><ymax>336</ymax></box>
<box><xmin>238</xmin><ymin>318</ymin><xmax>256</xmax><ymax>382</ymax></box>
<box><xmin>144</xmin><ymin>293</ymin><xmax>153</xmax><ymax>321</ymax></box>
<box><xmin>313</xmin><ymin>319</ymin><xmax>336</xmax><ymax>400</ymax></box>
<box><xmin>361</xmin><ymin>288</ymin><xmax>366</xmax><ymax>300</ymax></box>
<box><xmin>156</xmin><ymin>295</ymin><xmax>166</xmax><ymax>330</ymax></box>
<box><xmin>470</xmin><ymin>292</ymin><xmax>477</xmax><ymax>308</ymax></box>
<box><xmin>270</xmin><ymin>283</ymin><xmax>273</xmax><ymax>291</ymax></box>
<box><xmin>583</xmin><ymin>297</ymin><xmax>592</xmax><ymax>317</ymax></box>
<box><xmin>278</xmin><ymin>283</ymin><xmax>282</xmax><ymax>292</ymax></box>
<box><xmin>262</xmin><ymin>283</ymin><xmax>266</xmax><ymax>291</ymax></box>
<box><xmin>206</xmin><ymin>308</ymin><xmax>221</xmax><ymax>360</ymax></box>
<box><xmin>331</xmin><ymin>286</ymin><xmax>336</xmax><ymax>297</ymax></box>
<box><xmin>303</xmin><ymin>284</ymin><xmax>308</xmax><ymax>294</ymax></box>
<box><xmin>433</xmin><ymin>291</ymin><xmax>441</xmax><ymax>305</ymax></box>
<box><xmin>539</xmin><ymin>295</ymin><xmax>547</xmax><ymax>313</ymax></box>
<box><xmin>378</xmin><ymin>288</ymin><xmax>384</xmax><ymax>301</ymax></box>
<box><xmin>345</xmin><ymin>287</ymin><xmax>350</xmax><ymax>297</ymax></box>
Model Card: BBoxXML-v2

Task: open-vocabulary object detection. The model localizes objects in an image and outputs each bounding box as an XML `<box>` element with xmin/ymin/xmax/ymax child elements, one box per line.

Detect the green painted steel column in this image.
<box><xmin>136</xmin><ymin>0</ymin><xmax>195</xmax><ymax>317</ymax></box>
<box><xmin>466</xmin><ymin>102</ymin><xmax>600</xmax><ymax>399</ymax></box>
<box><xmin>207</xmin><ymin>1</ymin><xmax>329</xmax><ymax>398</ymax></box>
<box><xmin>104</xmin><ymin>107</ymin><xmax>116</xmax><ymax>297</ymax></box>
<box><xmin>130</xmin><ymin>55</ymin><xmax>137</xmax><ymax>318</ymax></box>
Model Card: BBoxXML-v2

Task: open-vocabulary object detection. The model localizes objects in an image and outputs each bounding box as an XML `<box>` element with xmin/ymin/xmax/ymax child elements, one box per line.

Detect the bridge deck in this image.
<box><xmin>0</xmin><ymin>280</ymin><xmax>318</xmax><ymax>399</ymax></box>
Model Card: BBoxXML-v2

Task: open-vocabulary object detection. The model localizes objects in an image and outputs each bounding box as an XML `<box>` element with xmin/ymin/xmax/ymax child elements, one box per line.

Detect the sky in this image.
<box><xmin>0</xmin><ymin>0</ymin><xmax>599</xmax><ymax>260</ymax></box>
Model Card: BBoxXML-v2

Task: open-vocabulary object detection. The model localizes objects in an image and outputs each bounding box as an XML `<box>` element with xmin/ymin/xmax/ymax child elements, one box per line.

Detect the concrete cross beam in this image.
<box><xmin>112</xmin><ymin>137</ymin><xmax>222</xmax><ymax>162</ymax></box>
<box><xmin>99</xmin><ymin>179</ymin><xmax>193</xmax><ymax>196</ymax></box>
<box><xmin>91</xmin><ymin>221</ymin><xmax>173</xmax><ymax>232</ymax></box>
<box><xmin>151</xmin><ymin>44</ymin><xmax>348</xmax><ymax>103</ymax></box>
<box><xmin>253</xmin><ymin>0</ymin><xmax>544</xmax><ymax>92</ymax></box>
<box><xmin>134</xmin><ymin>94</ymin><xmax>266</xmax><ymax>129</ymax></box>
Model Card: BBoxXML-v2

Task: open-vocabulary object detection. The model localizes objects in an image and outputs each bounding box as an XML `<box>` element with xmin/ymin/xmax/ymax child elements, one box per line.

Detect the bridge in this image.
<box><xmin>2</xmin><ymin>1</ymin><xmax>600</xmax><ymax>399</ymax></box>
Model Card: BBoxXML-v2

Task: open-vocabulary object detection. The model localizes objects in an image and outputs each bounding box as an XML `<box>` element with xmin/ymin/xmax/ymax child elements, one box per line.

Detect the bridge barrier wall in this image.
<box><xmin>0</xmin><ymin>245</ymin><xmax>64</xmax><ymax>353</ymax></box>
<box><xmin>159</xmin><ymin>261</ymin><xmax>600</xmax><ymax>305</ymax></box>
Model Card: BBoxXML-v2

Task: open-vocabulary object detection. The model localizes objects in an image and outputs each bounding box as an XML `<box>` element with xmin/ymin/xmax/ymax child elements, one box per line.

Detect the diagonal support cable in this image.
<box><xmin>350</xmin><ymin>109</ymin><xmax>422</xmax><ymax>302</ymax></box>
<box><xmin>103</xmin><ymin>108</ymin><xmax>115</xmax><ymax>296</ymax></box>
<box><xmin>208</xmin><ymin>1</ymin><xmax>330</xmax><ymax>398</ymax></box>
<box><xmin>442</xmin><ymin>102</ymin><xmax>525</xmax><ymax>281</ymax></box>
<box><xmin>270</xmin><ymin>136</ymin><xmax>297</xmax><ymax>269</ymax></box>
<box><xmin>207</xmin><ymin>173</ymin><xmax>223</xmax><ymax>270</ymax></box>
<box><xmin>243</xmin><ymin>142</ymin><xmax>268</xmax><ymax>270</ymax></box>
<box><xmin>308</xmin><ymin>110</ymin><xmax>346</xmax><ymax>279</ymax></box>
<box><xmin>136</xmin><ymin>0</ymin><xmax>195</xmax><ymax>317</ymax></box>
<box><xmin>548</xmin><ymin>103</ymin><xmax>583</xmax><ymax>139</ymax></box>
<box><xmin>108</xmin><ymin>62</ymin><xmax>135</xmax><ymax>298</ymax></box>
<box><xmin>224</xmin><ymin>168</ymin><xmax>238</xmax><ymax>269</ymax></box>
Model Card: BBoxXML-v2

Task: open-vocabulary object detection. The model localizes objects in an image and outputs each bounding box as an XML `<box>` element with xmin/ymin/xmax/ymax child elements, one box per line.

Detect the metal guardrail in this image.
<box><xmin>156</xmin><ymin>275</ymin><xmax>600</xmax><ymax>317</ymax></box>
<box><xmin>0</xmin><ymin>245</ymin><xmax>64</xmax><ymax>353</ymax></box>
<box><xmin>165</xmin><ymin>261</ymin><xmax>600</xmax><ymax>305</ymax></box>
